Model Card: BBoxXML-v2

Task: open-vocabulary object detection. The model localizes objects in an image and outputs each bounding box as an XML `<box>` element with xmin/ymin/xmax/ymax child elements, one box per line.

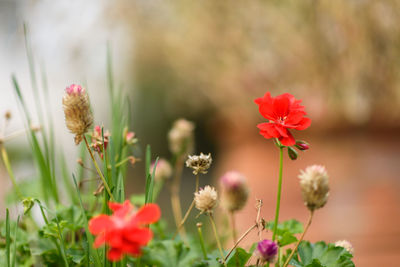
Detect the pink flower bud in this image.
<box><xmin>220</xmin><ymin>171</ymin><xmax>249</xmax><ymax>212</ymax></box>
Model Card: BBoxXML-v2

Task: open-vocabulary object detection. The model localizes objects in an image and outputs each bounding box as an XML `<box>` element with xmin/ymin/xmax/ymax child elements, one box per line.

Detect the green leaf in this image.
<box><xmin>141</xmin><ymin>240</ymin><xmax>199</xmax><ymax>267</ymax></box>
<box><xmin>267</xmin><ymin>219</ymin><xmax>303</xmax><ymax>247</ymax></box>
<box><xmin>289</xmin><ymin>241</ymin><xmax>355</xmax><ymax>267</ymax></box>
<box><xmin>226</xmin><ymin>247</ymin><xmax>252</xmax><ymax>267</ymax></box>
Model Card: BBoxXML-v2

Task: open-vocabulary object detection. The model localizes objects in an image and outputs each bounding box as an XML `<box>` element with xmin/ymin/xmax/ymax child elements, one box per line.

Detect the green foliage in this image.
<box><xmin>141</xmin><ymin>240</ymin><xmax>200</xmax><ymax>267</ymax></box>
<box><xmin>286</xmin><ymin>241</ymin><xmax>355</xmax><ymax>267</ymax></box>
<box><xmin>267</xmin><ymin>219</ymin><xmax>304</xmax><ymax>247</ymax></box>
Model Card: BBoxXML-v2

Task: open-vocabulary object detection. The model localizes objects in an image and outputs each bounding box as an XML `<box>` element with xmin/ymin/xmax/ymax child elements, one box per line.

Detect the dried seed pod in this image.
<box><xmin>62</xmin><ymin>84</ymin><xmax>93</xmax><ymax>145</ymax></box>
<box><xmin>186</xmin><ymin>153</ymin><xmax>212</xmax><ymax>175</ymax></box>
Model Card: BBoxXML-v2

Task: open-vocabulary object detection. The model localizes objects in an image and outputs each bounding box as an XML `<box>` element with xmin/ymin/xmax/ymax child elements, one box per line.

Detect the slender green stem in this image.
<box><xmin>170</xmin><ymin>156</ymin><xmax>185</xmax><ymax>235</ymax></box>
<box><xmin>83</xmin><ymin>136</ymin><xmax>114</xmax><ymax>201</ymax></box>
<box><xmin>230</xmin><ymin>211</ymin><xmax>237</xmax><ymax>243</ymax></box>
<box><xmin>173</xmin><ymin>174</ymin><xmax>199</xmax><ymax>238</ymax></box>
<box><xmin>1</xmin><ymin>145</ymin><xmax>23</xmax><ymax>200</ymax></box>
<box><xmin>283</xmin><ymin>211</ymin><xmax>314</xmax><ymax>267</ymax></box>
<box><xmin>196</xmin><ymin>223</ymin><xmax>208</xmax><ymax>260</ymax></box>
<box><xmin>272</xmin><ymin>145</ymin><xmax>284</xmax><ymax>241</ymax></box>
<box><xmin>208</xmin><ymin>214</ymin><xmax>226</xmax><ymax>266</ymax></box>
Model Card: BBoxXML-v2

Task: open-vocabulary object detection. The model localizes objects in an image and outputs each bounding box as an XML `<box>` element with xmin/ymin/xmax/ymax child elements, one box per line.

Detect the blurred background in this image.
<box><xmin>1</xmin><ymin>0</ymin><xmax>400</xmax><ymax>266</ymax></box>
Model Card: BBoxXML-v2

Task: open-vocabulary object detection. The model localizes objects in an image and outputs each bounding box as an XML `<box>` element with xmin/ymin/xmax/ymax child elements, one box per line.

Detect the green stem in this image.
<box><xmin>83</xmin><ymin>136</ymin><xmax>115</xmax><ymax>201</ymax></box>
<box><xmin>283</xmin><ymin>211</ymin><xmax>314</xmax><ymax>267</ymax></box>
<box><xmin>173</xmin><ymin>174</ymin><xmax>199</xmax><ymax>238</ymax></box>
<box><xmin>208</xmin><ymin>214</ymin><xmax>226</xmax><ymax>266</ymax></box>
<box><xmin>272</xmin><ymin>145</ymin><xmax>284</xmax><ymax>241</ymax></box>
<box><xmin>196</xmin><ymin>223</ymin><xmax>208</xmax><ymax>260</ymax></box>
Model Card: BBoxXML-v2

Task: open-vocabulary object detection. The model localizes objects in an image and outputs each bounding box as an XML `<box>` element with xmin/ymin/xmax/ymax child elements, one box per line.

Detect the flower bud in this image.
<box><xmin>295</xmin><ymin>140</ymin><xmax>310</xmax><ymax>151</ymax></box>
<box><xmin>151</xmin><ymin>158</ymin><xmax>172</xmax><ymax>182</ymax></box>
<box><xmin>91</xmin><ymin>125</ymin><xmax>110</xmax><ymax>158</ymax></box>
<box><xmin>62</xmin><ymin>84</ymin><xmax>93</xmax><ymax>145</ymax></box>
<box><xmin>335</xmin><ymin>240</ymin><xmax>354</xmax><ymax>254</ymax></box>
<box><xmin>288</xmin><ymin>146</ymin><xmax>298</xmax><ymax>160</ymax></box>
<box><xmin>194</xmin><ymin>186</ymin><xmax>218</xmax><ymax>213</ymax></box>
<box><xmin>220</xmin><ymin>171</ymin><xmax>249</xmax><ymax>212</ymax></box>
<box><xmin>298</xmin><ymin>165</ymin><xmax>329</xmax><ymax>211</ymax></box>
<box><xmin>255</xmin><ymin>239</ymin><xmax>278</xmax><ymax>263</ymax></box>
<box><xmin>186</xmin><ymin>153</ymin><xmax>212</xmax><ymax>175</ymax></box>
<box><xmin>123</xmin><ymin>127</ymin><xmax>137</xmax><ymax>145</ymax></box>
<box><xmin>168</xmin><ymin>119</ymin><xmax>195</xmax><ymax>156</ymax></box>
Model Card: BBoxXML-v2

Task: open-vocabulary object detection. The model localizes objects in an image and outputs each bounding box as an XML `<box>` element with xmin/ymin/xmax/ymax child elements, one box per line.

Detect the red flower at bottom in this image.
<box><xmin>89</xmin><ymin>200</ymin><xmax>161</xmax><ymax>261</ymax></box>
<box><xmin>254</xmin><ymin>92</ymin><xmax>311</xmax><ymax>146</ymax></box>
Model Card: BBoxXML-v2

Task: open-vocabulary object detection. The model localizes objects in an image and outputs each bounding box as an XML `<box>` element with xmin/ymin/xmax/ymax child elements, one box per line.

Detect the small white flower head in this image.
<box><xmin>298</xmin><ymin>165</ymin><xmax>329</xmax><ymax>211</ymax></box>
<box><xmin>168</xmin><ymin>119</ymin><xmax>195</xmax><ymax>156</ymax></box>
<box><xmin>335</xmin><ymin>240</ymin><xmax>354</xmax><ymax>254</ymax></box>
<box><xmin>185</xmin><ymin>153</ymin><xmax>212</xmax><ymax>175</ymax></box>
<box><xmin>194</xmin><ymin>185</ymin><xmax>218</xmax><ymax>213</ymax></box>
<box><xmin>151</xmin><ymin>158</ymin><xmax>172</xmax><ymax>182</ymax></box>
<box><xmin>220</xmin><ymin>171</ymin><xmax>249</xmax><ymax>212</ymax></box>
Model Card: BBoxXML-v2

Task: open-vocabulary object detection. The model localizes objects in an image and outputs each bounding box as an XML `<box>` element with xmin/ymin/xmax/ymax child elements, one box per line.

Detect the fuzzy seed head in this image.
<box><xmin>194</xmin><ymin>186</ymin><xmax>218</xmax><ymax>213</ymax></box>
<box><xmin>186</xmin><ymin>153</ymin><xmax>212</xmax><ymax>175</ymax></box>
<box><xmin>151</xmin><ymin>159</ymin><xmax>172</xmax><ymax>182</ymax></box>
<box><xmin>220</xmin><ymin>171</ymin><xmax>249</xmax><ymax>212</ymax></box>
<box><xmin>335</xmin><ymin>240</ymin><xmax>354</xmax><ymax>254</ymax></box>
<box><xmin>63</xmin><ymin>84</ymin><xmax>93</xmax><ymax>144</ymax></box>
<box><xmin>168</xmin><ymin>119</ymin><xmax>195</xmax><ymax>155</ymax></box>
<box><xmin>298</xmin><ymin>165</ymin><xmax>330</xmax><ymax>211</ymax></box>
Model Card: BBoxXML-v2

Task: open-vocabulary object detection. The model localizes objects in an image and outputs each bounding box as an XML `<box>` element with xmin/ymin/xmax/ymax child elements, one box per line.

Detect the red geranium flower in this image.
<box><xmin>255</xmin><ymin>92</ymin><xmax>311</xmax><ymax>146</ymax></box>
<box><xmin>89</xmin><ymin>200</ymin><xmax>161</xmax><ymax>261</ymax></box>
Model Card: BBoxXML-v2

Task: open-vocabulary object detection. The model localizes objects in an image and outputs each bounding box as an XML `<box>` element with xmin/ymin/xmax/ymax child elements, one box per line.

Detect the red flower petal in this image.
<box><xmin>107</xmin><ymin>248</ymin><xmax>123</xmax><ymax>261</ymax></box>
<box><xmin>257</xmin><ymin>123</ymin><xmax>280</xmax><ymax>138</ymax></box>
<box><xmin>110</xmin><ymin>200</ymin><xmax>134</xmax><ymax>218</ymax></box>
<box><xmin>122</xmin><ymin>243</ymin><xmax>142</xmax><ymax>257</ymax></box>
<box><xmin>285</xmin><ymin>111</ymin><xmax>307</xmax><ymax>126</ymax></box>
<box><xmin>93</xmin><ymin>233</ymin><xmax>106</xmax><ymax>248</ymax></box>
<box><xmin>125</xmin><ymin>227</ymin><xmax>153</xmax><ymax>245</ymax></box>
<box><xmin>89</xmin><ymin>215</ymin><xmax>113</xmax><ymax>235</ymax></box>
<box><xmin>106</xmin><ymin>231</ymin><xmax>124</xmax><ymax>248</ymax></box>
<box><xmin>294</xmin><ymin>117</ymin><xmax>311</xmax><ymax>130</ymax></box>
<box><xmin>273</xmin><ymin>94</ymin><xmax>290</xmax><ymax>117</ymax></box>
<box><xmin>274</xmin><ymin>124</ymin><xmax>289</xmax><ymax>137</ymax></box>
<box><xmin>279</xmin><ymin>131</ymin><xmax>295</xmax><ymax>146</ymax></box>
<box><xmin>132</xmin><ymin>204</ymin><xmax>161</xmax><ymax>225</ymax></box>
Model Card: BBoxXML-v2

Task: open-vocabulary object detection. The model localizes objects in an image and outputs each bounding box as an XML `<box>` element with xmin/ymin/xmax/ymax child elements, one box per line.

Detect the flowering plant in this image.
<box><xmin>0</xmin><ymin>38</ymin><xmax>354</xmax><ymax>267</ymax></box>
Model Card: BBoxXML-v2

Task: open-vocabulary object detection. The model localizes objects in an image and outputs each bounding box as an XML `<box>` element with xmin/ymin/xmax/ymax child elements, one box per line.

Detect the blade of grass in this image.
<box><xmin>11</xmin><ymin>216</ymin><xmax>19</xmax><ymax>267</ymax></box>
<box><xmin>72</xmin><ymin>174</ymin><xmax>102</xmax><ymax>266</ymax></box>
<box><xmin>11</xmin><ymin>75</ymin><xmax>58</xmax><ymax>203</ymax></box>
<box><xmin>144</xmin><ymin>145</ymin><xmax>151</xmax><ymax>204</ymax></box>
<box><xmin>6</xmin><ymin>209</ymin><xmax>10</xmax><ymax>267</ymax></box>
<box><xmin>40</xmin><ymin>63</ymin><xmax>57</xmax><ymax>192</ymax></box>
<box><xmin>148</xmin><ymin>157</ymin><xmax>159</xmax><ymax>203</ymax></box>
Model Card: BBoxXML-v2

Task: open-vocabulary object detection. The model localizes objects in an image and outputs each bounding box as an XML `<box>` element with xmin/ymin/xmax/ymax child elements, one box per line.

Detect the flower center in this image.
<box><xmin>276</xmin><ymin>116</ymin><xmax>287</xmax><ymax>124</ymax></box>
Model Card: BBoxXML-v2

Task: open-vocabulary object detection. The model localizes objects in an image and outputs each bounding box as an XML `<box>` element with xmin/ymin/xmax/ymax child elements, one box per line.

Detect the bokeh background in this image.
<box><xmin>1</xmin><ymin>1</ymin><xmax>400</xmax><ymax>266</ymax></box>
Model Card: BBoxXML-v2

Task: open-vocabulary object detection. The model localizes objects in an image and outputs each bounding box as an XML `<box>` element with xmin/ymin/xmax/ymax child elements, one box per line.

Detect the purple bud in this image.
<box><xmin>295</xmin><ymin>140</ymin><xmax>309</xmax><ymax>151</ymax></box>
<box><xmin>256</xmin><ymin>239</ymin><xmax>278</xmax><ymax>263</ymax></box>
